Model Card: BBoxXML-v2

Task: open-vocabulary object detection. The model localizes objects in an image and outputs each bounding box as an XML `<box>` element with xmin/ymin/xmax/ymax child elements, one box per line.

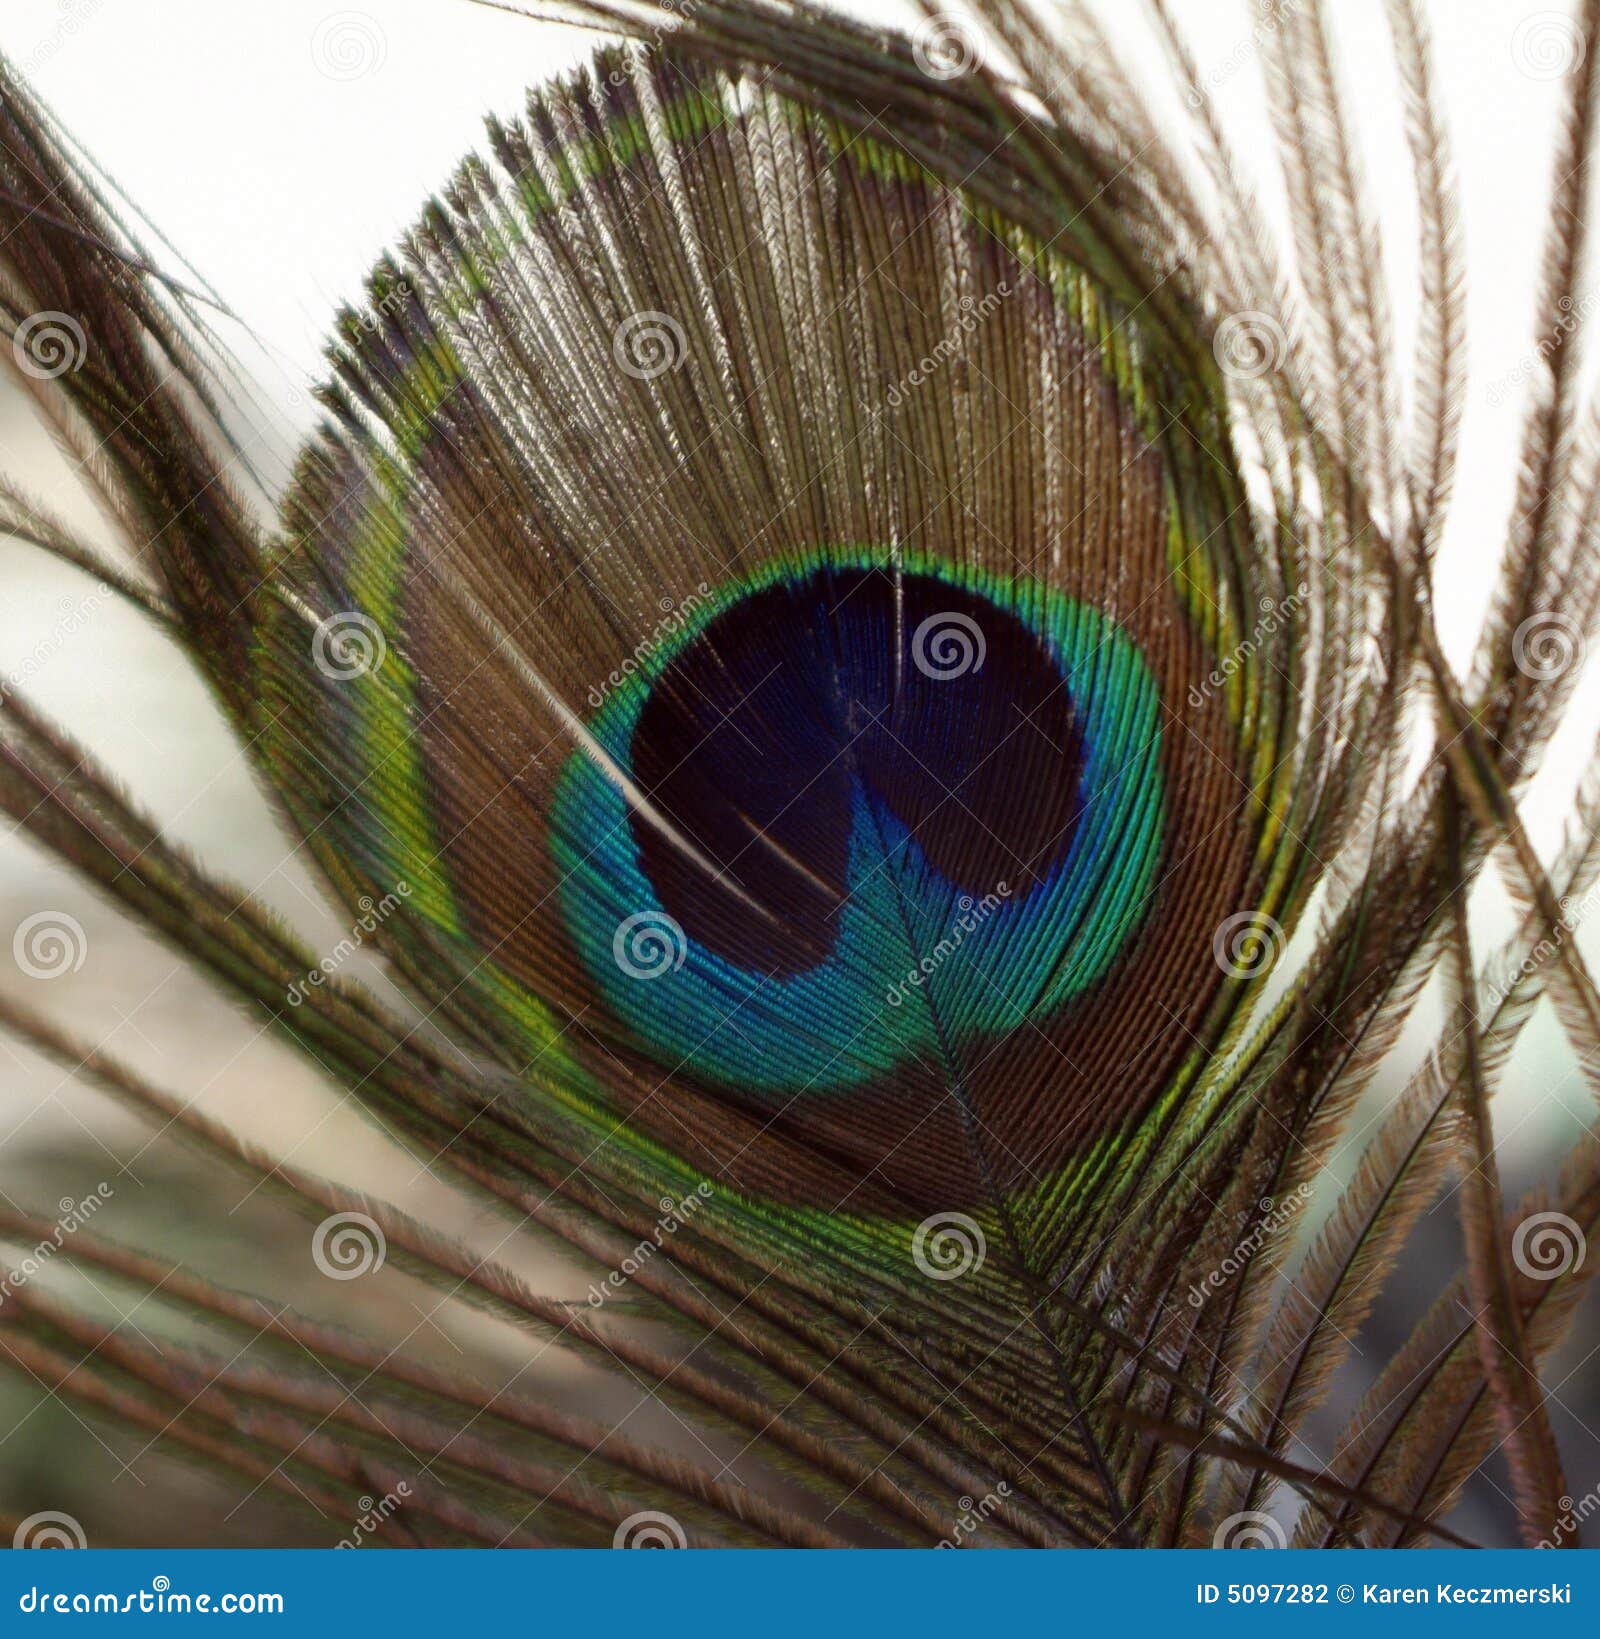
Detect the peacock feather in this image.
<box><xmin>0</xmin><ymin>0</ymin><xmax>1596</xmax><ymax>1550</ymax></box>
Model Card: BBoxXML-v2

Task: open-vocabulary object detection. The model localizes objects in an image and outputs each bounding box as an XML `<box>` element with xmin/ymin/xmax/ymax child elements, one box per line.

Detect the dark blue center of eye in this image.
<box><xmin>549</xmin><ymin>553</ymin><xmax>1164</xmax><ymax>1096</ymax></box>
<box><xmin>628</xmin><ymin>567</ymin><xmax>1085</xmax><ymax>976</ymax></box>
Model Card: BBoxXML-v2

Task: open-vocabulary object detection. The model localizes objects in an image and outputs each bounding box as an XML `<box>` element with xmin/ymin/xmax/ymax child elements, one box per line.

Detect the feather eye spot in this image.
<box><xmin>552</xmin><ymin>561</ymin><xmax>1167</xmax><ymax>1109</ymax></box>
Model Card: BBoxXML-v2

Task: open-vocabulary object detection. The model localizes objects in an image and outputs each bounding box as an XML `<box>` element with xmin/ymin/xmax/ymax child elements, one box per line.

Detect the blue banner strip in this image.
<box><xmin>0</xmin><ymin>1549</ymin><xmax>1595</xmax><ymax>1633</ymax></box>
